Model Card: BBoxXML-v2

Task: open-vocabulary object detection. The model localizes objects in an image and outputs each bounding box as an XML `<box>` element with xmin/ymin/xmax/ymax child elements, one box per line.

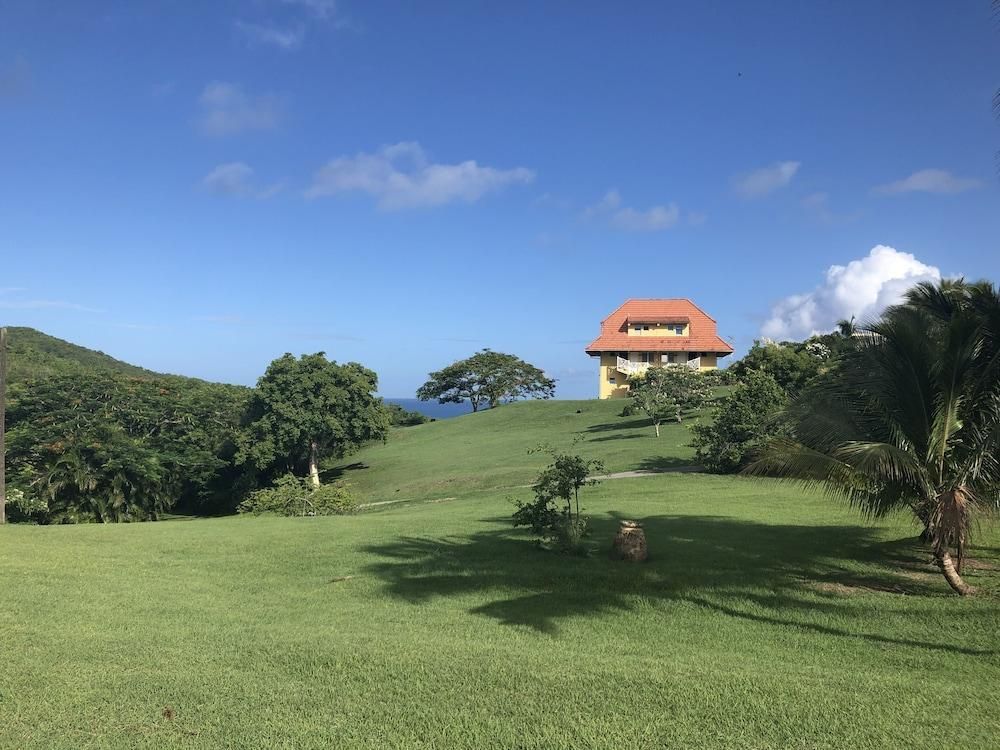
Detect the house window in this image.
<box><xmin>634</xmin><ymin>324</ymin><xmax>650</xmax><ymax>332</ymax></box>
<box><xmin>607</xmin><ymin>371</ymin><xmax>616</xmax><ymax>384</ymax></box>
<box><xmin>661</xmin><ymin>353</ymin><xmax>670</xmax><ymax>364</ymax></box>
<box><xmin>640</xmin><ymin>352</ymin><xmax>654</xmax><ymax>364</ymax></box>
<box><xmin>673</xmin><ymin>325</ymin><xmax>685</xmax><ymax>335</ymax></box>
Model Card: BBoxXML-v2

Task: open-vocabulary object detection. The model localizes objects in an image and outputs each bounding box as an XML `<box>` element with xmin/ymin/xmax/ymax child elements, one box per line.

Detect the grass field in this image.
<box><xmin>2</xmin><ymin>401</ymin><xmax>999</xmax><ymax>749</ymax></box>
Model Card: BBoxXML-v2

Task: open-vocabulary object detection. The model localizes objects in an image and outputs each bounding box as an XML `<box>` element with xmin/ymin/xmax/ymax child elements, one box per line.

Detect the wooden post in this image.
<box><xmin>0</xmin><ymin>327</ymin><xmax>6</xmax><ymax>525</ymax></box>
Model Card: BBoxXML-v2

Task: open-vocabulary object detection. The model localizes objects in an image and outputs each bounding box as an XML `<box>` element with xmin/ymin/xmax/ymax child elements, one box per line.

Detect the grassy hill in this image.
<box><xmin>2</xmin><ymin>326</ymin><xmax>157</xmax><ymax>381</ymax></box>
<box><xmin>2</xmin><ymin>393</ymin><xmax>999</xmax><ymax>747</ymax></box>
<box><xmin>329</xmin><ymin>398</ymin><xmax>706</xmax><ymax>505</ymax></box>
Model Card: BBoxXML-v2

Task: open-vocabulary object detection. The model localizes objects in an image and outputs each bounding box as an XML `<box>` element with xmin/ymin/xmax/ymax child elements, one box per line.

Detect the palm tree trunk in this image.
<box><xmin>936</xmin><ymin>549</ymin><xmax>975</xmax><ymax>596</ymax></box>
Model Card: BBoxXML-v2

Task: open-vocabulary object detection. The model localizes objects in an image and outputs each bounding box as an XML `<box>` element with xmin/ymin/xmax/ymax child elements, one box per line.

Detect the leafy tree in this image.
<box><xmin>747</xmin><ymin>279</ymin><xmax>1000</xmax><ymax>596</ymax></box>
<box><xmin>239</xmin><ymin>353</ymin><xmax>389</xmax><ymax>486</ymax></box>
<box><xmin>385</xmin><ymin>402</ymin><xmax>428</xmax><ymax>426</ymax></box>
<box><xmin>627</xmin><ymin>366</ymin><xmax>712</xmax><ymax>436</ymax></box>
<box><xmin>512</xmin><ymin>451</ymin><xmax>603</xmax><ymax>553</ymax></box>
<box><xmin>7</xmin><ymin>371</ymin><xmax>247</xmax><ymax>522</ymax></box>
<box><xmin>729</xmin><ymin>341</ymin><xmax>822</xmax><ymax>393</ymax></box>
<box><xmin>690</xmin><ymin>371</ymin><xmax>787</xmax><ymax>473</ymax></box>
<box><xmin>418</xmin><ymin>349</ymin><xmax>555</xmax><ymax>412</ymax></box>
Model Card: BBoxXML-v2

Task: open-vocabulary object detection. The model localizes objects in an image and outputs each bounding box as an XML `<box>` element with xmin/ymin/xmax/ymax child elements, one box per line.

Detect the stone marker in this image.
<box><xmin>612</xmin><ymin>520</ymin><xmax>648</xmax><ymax>562</ymax></box>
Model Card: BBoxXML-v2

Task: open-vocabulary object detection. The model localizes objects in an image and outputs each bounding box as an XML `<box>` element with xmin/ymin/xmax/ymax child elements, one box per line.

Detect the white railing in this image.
<box><xmin>616</xmin><ymin>356</ymin><xmax>649</xmax><ymax>376</ymax></box>
<box><xmin>617</xmin><ymin>355</ymin><xmax>701</xmax><ymax>375</ymax></box>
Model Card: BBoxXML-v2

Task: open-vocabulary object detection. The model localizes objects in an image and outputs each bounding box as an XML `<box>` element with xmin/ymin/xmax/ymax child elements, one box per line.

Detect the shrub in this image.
<box><xmin>238</xmin><ymin>474</ymin><xmax>357</xmax><ymax>516</ymax></box>
<box><xmin>512</xmin><ymin>451</ymin><xmax>602</xmax><ymax>554</ymax></box>
<box><xmin>690</xmin><ymin>371</ymin><xmax>787</xmax><ymax>473</ymax></box>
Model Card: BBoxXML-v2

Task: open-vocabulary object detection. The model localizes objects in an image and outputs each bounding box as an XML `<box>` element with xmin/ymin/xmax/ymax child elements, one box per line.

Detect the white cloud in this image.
<box><xmin>761</xmin><ymin>245</ymin><xmax>941</xmax><ymax>340</ymax></box>
<box><xmin>279</xmin><ymin>0</ymin><xmax>340</xmax><ymax>20</ymax></box>
<box><xmin>584</xmin><ymin>190</ymin><xmax>681</xmax><ymax>232</ymax></box>
<box><xmin>202</xmin><ymin>162</ymin><xmax>283</xmax><ymax>198</ymax></box>
<box><xmin>0</xmin><ymin>288</ymin><xmax>101</xmax><ymax>313</ymax></box>
<box><xmin>306</xmin><ymin>142</ymin><xmax>535</xmax><ymax>209</ymax></box>
<box><xmin>235</xmin><ymin>21</ymin><xmax>305</xmax><ymax>50</ymax></box>
<box><xmin>732</xmin><ymin>161</ymin><xmax>800</xmax><ymax>199</ymax></box>
<box><xmin>197</xmin><ymin>82</ymin><xmax>282</xmax><ymax>136</ymax></box>
<box><xmin>873</xmin><ymin>168</ymin><xmax>983</xmax><ymax>195</ymax></box>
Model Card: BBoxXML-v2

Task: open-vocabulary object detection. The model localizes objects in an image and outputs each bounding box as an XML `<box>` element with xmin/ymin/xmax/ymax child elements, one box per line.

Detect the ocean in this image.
<box><xmin>384</xmin><ymin>397</ymin><xmax>477</xmax><ymax>420</ymax></box>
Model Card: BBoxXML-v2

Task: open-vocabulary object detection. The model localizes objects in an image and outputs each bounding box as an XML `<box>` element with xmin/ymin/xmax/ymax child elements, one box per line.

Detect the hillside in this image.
<box><xmin>2</xmin><ymin>407</ymin><xmax>999</xmax><ymax>747</ymax></box>
<box><xmin>329</xmin><ymin>397</ymin><xmax>714</xmax><ymax>506</ymax></box>
<box><xmin>2</xmin><ymin>326</ymin><xmax>157</xmax><ymax>382</ymax></box>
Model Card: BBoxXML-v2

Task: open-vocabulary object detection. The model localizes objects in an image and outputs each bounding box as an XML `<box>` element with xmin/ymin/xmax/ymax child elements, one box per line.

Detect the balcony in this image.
<box><xmin>616</xmin><ymin>355</ymin><xmax>701</xmax><ymax>376</ymax></box>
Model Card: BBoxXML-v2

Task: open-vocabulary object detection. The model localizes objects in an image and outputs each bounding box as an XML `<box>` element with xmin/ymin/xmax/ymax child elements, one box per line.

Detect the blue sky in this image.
<box><xmin>1</xmin><ymin>0</ymin><xmax>997</xmax><ymax>398</ymax></box>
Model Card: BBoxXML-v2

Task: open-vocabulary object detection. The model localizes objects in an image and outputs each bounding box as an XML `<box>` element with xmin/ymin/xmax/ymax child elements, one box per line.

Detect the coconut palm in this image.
<box><xmin>748</xmin><ymin>280</ymin><xmax>1000</xmax><ymax>595</ymax></box>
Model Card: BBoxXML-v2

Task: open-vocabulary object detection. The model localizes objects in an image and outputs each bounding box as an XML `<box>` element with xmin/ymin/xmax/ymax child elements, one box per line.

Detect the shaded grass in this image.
<box><xmin>1</xmin><ymin>475</ymin><xmax>998</xmax><ymax>748</ymax></box>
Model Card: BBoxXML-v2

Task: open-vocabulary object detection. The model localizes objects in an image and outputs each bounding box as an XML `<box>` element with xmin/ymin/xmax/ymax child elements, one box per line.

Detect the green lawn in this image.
<box><xmin>1</xmin><ymin>400</ymin><xmax>999</xmax><ymax>748</ymax></box>
<box><xmin>328</xmin><ymin>398</ymin><xmax>706</xmax><ymax>505</ymax></box>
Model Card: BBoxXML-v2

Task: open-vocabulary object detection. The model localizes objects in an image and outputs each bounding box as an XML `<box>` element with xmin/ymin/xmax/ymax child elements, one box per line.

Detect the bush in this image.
<box><xmin>385</xmin><ymin>402</ymin><xmax>428</xmax><ymax>426</ymax></box>
<box><xmin>690</xmin><ymin>371</ymin><xmax>787</xmax><ymax>473</ymax></box>
<box><xmin>238</xmin><ymin>474</ymin><xmax>357</xmax><ymax>516</ymax></box>
<box><xmin>512</xmin><ymin>452</ymin><xmax>602</xmax><ymax>554</ymax></box>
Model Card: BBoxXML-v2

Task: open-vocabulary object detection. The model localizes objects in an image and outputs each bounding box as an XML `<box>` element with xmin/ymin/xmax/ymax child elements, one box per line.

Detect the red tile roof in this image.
<box><xmin>585</xmin><ymin>299</ymin><xmax>734</xmax><ymax>356</ymax></box>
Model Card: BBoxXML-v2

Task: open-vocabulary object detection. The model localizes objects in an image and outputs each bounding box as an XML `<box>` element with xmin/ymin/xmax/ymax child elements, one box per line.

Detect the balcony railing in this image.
<box><xmin>616</xmin><ymin>355</ymin><xmax>701</xmax><ymax>376</ymax></box>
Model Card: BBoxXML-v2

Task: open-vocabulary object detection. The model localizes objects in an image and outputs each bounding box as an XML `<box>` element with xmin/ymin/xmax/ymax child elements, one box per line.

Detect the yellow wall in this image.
<box><xmin>596</xmin><ymin>351</ymin><xmax>721</xmax><ymax>399</ymax></box>
<box><xmin>628</xmin><ymin>322</ymin><xmax>689</xmax><ymax>337</ymax></box>
<box><xmin>598</xmin><ymin>352</ymin><xmax>630</xmax><ymax>399</ymax></box>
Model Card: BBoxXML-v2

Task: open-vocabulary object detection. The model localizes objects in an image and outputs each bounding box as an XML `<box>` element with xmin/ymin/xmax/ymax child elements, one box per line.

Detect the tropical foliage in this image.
<box><xmin>747</xmin><ymin>280</ymin><xmax>1000</xmax><ymax>595</ymax></box>
<box><xmin>238</xmin><ymin>353</ymin><xmax>390</xmax><ymax>487</ymax></box>
<box><xmin>6</xmin><ymin>371</ymin><xmax>247</xmax><ymax>522</ymax></box>
<box><xmin>691</xmin><ymin>371</ymin><xmax>787</xmax><ymax>473</ymax></box>
<box><xmin>237</xmin><ymin>473</ymin><xmax>357</xmax><ymax>516</ymax></box>
<box><xmin>417</xmin><ymin>349</ymin><xmax>555</xmax><ymax>412</ymax></box>
<box><xmin>512</xmin><ymin>451</ymin><xmax>603</xmax><ymax>553</ymax></box>
<box><xmin>627</xmin><ymin>365</ymin><xmax>712</xmax><ymax>435</ymax></box>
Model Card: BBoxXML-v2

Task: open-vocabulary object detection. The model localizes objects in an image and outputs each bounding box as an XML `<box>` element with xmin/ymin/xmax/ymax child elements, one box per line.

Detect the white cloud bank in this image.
<box><xmin>584</xmin><ymin>190</ymin><xmax>680</xmax><ymax>231</ymax></box>
<box><xmin>732</xmin><ymin>161</ymin><xmax>800</xmax><ymax>199</ymax></box>
<box><xmin>202</xmin><ymin>162</ymin><xmax>283</xmax><ymax>198</ymax></box>
<box><xmin>306</xmin><ymin>142</ymin><xmax>534</xmax><ymax>209</ymax></box>
<box><xmin>197</xmin><ymin>82</ymin><xmax>282</xmax><ymax>136</ymax></box>
<box><xmin>873</xmin><ymin>168</ymin><xmax>983</xmax><ymax>195</ymax></box>
<box><xmin>761</xmin><ymin>245</ymin><xmax>941</xmax><ymax>340</ymax></box>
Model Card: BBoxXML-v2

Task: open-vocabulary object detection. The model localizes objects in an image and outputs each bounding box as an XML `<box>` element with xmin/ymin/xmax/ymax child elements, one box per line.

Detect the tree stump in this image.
<box><xmin>612</xmin><ymin>520</ymin><xmax>648</xmax><ymax>562</ymax></box>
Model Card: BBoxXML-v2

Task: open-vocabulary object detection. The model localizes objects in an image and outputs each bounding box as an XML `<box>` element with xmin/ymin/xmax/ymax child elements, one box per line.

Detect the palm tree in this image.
<box><xmin>748</xmin><ymin>280</ymin><xmax>1000</xmax><ymax>595</ymax></box>
<box><xmin>835</xmin><ymin>316</ymin><xmax>857</xmax><ymax>338</ymax></box>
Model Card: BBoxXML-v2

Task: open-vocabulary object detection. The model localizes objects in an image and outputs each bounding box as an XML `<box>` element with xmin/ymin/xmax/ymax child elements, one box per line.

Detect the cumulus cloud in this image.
<box><xmin>732</xmin><ymin>161</ymin><xmax>800</xmax><ymax>199</ymax></box>
<box><xmin>305</xmin><ymin>142</ymin><xmax>535</xmax><ymax>209</ymax></box>
<box><xmin>873</xmin><ymin>168</ymin><xmax>983</xmax><ymax>195</ymax></box>
<box><xmin>584</xmin><ymin>190</ymin><xmax>681</xmax><ymax>231</ymax></box>
<box><xmin>235</xmin><ymin>21</ymin><xmax>305</xmax><ymax>50</ymax></box>
<box><xmin>202</xmin><ymin>162</ymin><xmax>283</xmax><ymax>198</ymax></box>
<box><xmin>761</xmin><ymin>245</ymin><xmax>941</xmax><ymax>340</ymax></box>
<box><xmin>197</xmin><ymin>82</ymin><xmax>282</xmax><ymax>136</ymax></box>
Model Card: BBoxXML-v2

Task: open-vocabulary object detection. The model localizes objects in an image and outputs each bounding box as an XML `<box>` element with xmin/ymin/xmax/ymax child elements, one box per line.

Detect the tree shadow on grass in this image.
<box><xmin>323</xmin><ymin>462</ymin><xmax>368</xmax><ymax>482</ymax></box>
<box><xmin>580</xmin><ymin>418</ymin><xmax>652</xmax><ymax>434</ymax></box>
<box><xmin>631</xmin><ymin>456</ymin><xmax>702</xmax><ymax>472</ymax></box>
<box><xmin>360</xmin><ymin>514</ymin><xmax>996</xmax><ymax>654</ymax></box>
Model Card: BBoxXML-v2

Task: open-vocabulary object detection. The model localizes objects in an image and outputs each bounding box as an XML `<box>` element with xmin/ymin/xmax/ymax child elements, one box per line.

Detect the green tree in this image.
<box><xmin>628</xmin><ymin>366</ymin><xmax>712</xmax><ymax>436</ymax></box>
<box><xmin>6</xmin><ymin>371</ymin><xmax>246</xmax><ymax>522</ymax></box>
<box><xmin>690</xmin><ymin>371</ymin><xmax>787</xmax><ymax>473</ymax></box>
<box><xmin>239</xmin><ymin>353</ymin><xmax>389</xmax><ymax>486</ymax></box>
<box><xmin>729</xmin><ymin>341</ymin><xmax>822</xmax><ymax>393</ymax></box>
<box><xmin>417</xmin><ymin>350</ymin><xmax>555</xmax><ymax>412</ymax></box>
<box><xmin>512</xmin><ymin>451</ymin><xmax>603</xmax><ymax>553</ymax></box>
<box><xmin>747</xmin><ymin>280</ymin><xmax>1000</xmax><ymax>595</ymax></box>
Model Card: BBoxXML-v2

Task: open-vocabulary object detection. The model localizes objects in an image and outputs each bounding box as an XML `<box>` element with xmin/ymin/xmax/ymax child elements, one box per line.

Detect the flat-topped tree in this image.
<box><xmin>239</xmin><ymin>353</ymin><xmax>389</xmax><ymax>486</ymax></box>
<box><xmin>628</xmin><ymin>365</ymin><xmax>712</xmax><ymax>436</ymax></box>
<box><xmin>417</xmin><ymin>350</ymin><xmax>555</xmax><ymax>412</ymax></box>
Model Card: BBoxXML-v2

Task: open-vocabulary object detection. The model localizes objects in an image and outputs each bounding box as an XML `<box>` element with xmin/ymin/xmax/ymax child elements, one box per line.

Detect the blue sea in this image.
<box><xmin>384</xmin><ymin>397</ymin><xmax>476</xmax><ymax>420</ymax></box>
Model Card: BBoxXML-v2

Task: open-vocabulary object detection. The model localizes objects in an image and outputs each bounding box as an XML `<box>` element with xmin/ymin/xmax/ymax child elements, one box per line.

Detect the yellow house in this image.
<box><xmin>585</xmin><ymin>299</ymin><xmax>734</xmax><ymax>398</ymax></box>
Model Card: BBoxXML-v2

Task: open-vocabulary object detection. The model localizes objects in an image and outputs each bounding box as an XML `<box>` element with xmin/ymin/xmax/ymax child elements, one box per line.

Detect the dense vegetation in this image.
<box><xmin>751</xmin><ymin>280</ymin><xmax>1000</xmax><ymax>595</ymax></box>
<box><xmin>3</xmin><ymin>330</ymin><xmax>387</xmax><ymax>522</ymax></box>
